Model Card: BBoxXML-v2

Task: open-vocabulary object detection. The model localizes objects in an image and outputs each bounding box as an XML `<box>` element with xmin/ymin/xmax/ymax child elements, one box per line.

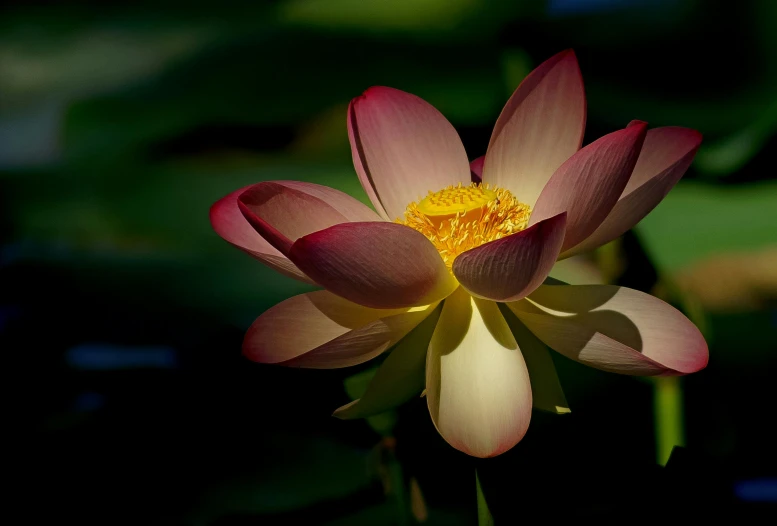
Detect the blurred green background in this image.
<box><xmin>4</xmin><ymin>0</ymin><xmax>776</xmax><ymax>524</ymax></box>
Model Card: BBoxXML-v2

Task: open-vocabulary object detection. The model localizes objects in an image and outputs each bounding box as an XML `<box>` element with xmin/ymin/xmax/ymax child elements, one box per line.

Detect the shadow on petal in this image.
<box><xmin>426</xmin><ymin>288</ymin><xmax>532</xmax><ymax>458</ymax></box>
<box><xmin>500</xmin><ymin>305</ymin><xmax>570</xmax><ymax>414</ymax></box>
<box><xmin>473</xmin><ymin>297</ymin><xmax>517</xmax><ymax>349</ymax></box>
<box><xmin>508</xmin><ymin>284</ymin><xmax>708</xmax><ymax>375</ymax></box>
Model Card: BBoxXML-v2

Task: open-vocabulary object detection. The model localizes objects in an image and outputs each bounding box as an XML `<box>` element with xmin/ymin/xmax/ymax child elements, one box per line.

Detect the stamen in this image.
<box><xmin>397</xmin><ymin>183</ymin><xmax>532</xmax><ymax>269</ymax></box>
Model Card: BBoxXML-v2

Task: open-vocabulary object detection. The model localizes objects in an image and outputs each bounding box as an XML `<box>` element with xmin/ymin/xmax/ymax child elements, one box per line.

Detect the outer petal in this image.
<box><xmin>529</xmin><ymin>122</ymin><xmax>647</xmax><ymax>253</ymax></box>
<box><xmin>507</xmin><ymin>284</ymin><xmax>708</xmax><ymax>376</ymax></box>
<box><xmin>238</xmin><ymin>181</ymin><xmax>382</xmax><ymax>255</ymax></box>
<box><xmin>426</xmin><ymin>288</ymin><xmax>532</xmax><ymax>458</ymax></box>
<box><xmin>470</xmin><ymin>156</ymin><xmax>484</xmax><ymax>183</ymax></box>
<box><xmin>501</xmin><ymin>304</ymin><xmax>569</xmax><ymax>414</ymax></box>
<box><xmin>452</xmin><ymin>213</ymin><xmax>567</xmax><ymax>302</ymax></box>
<box><xmin>243</xmin><ymin>290</ymin><xmax>438</xmax><ymax>368</ymax></box>
<box><xmin>333</xmin><ymin>305</ymin><xmax>442</xmax><ymax>419</ymax></box>
<box><xmin>483</xmin><ymin>49</ymin><xmax>586</xmax><ymax>206</ymax></box>
<box><xmin>209</xmin><ymin>186</ymin><xmax>312</xmax><ymax>283</ymax></box>
<box><xmin>289</xmin><ymin>222</ymin><xmax>458</xmax><ymax>309</ymax></box>
<box><xmin>348</xmin><ymin>87</ymin><xmax>471</xmax><ymax>220</ymax></box>
<box><xmin>562</xmin><ymin>127</ymin><xmax>702</xmax><ymax>257</ymax></box>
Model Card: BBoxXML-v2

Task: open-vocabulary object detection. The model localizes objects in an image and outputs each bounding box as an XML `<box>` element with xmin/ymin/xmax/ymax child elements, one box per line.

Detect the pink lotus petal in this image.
<box><xmin>562</xmin><ymin>127</ymin><xmax>702</xmax><ymax>257</ymax></box>
<box><xmin>483</xmin><ymin>50</ymin><xmax>586</xmax><ymax>206</ymax></box>
<box><xmin>209</xmin><ymin>186</ymin><xmax>312</xmax><ymax>283</ymax></box>
<box><xmin>529</xmin><ymin>122</ymin><xmax>647</xmax><ymax>253</ymax></box>
<box><xmin>237</xmin><ymin>181</ymin><xmax>382</xmax><ymax>256</ymax></box>
<box><xmin>503</xmin><ymin>304</ymin><xmax>570</xmax><ymax>414</ymax></box>
<box><xmin>470</xmin><ymin>156</ymin><xmax>485</xmax><ymax>183</ymax></box>
<box><xmin>348</xmin><ymin>100</ymin><xmax>390</xmax><ymax>221</ymax></box>
<box><xmin>452</xmin><ymin>213</ymin><xmax>567</xmax><ymax>302</ymax></box>
<box><xmin>243</xmin><ymin>290</ymin><xmax>438</xmax><ymax>369</ymax></box>
<box><xmin>334</xmin><ymin>305</ymin><xmax>441</xmax><ymax>419</ymax></box>
<box><xmin>507</xmin><ymin>284</ymin><xmax>708</xmax><ymax>376</ymax></box>
<box><xmin>348</xmin><ymin>87</ymin><xmax>471</xmax><ymax>220</ymax></box>
<box><xmin>289</xmin><ymin>222</ymin><xmax>458</xmax><ymax>309</ymax></box>
<box><xmin>426</xmin><ymin>288</ymin><xmax>532</xmax><ymax>458</ymax></box>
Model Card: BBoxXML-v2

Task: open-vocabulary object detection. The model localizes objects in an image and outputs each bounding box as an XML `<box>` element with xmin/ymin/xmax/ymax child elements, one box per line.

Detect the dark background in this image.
<box><xmin>3</xmin><ymin>0</ymin><xmax>776</xmax><ymax>524</ymax></box>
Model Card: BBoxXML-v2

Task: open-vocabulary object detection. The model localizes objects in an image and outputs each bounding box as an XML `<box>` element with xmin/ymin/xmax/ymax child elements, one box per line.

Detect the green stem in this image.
<box><xmin>387</xmin><ymin>448</ymin><xmax>409</xmax><ymax>526</ymax></box>
<box><xmin>476</xmin><ymin>470</ymin><xmax>494</xmax><ymax>526</ymax></box>
<box><xmin>654</xmin><ymin>376</ymin><xmax>685</xmax><ymax>466</ymax></box>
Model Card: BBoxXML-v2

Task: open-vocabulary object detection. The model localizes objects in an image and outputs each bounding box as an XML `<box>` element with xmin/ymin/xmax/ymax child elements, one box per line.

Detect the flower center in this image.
<box><xmin>398</xmin><ymin>183</ymin><xmax>532</xmax><ymax>268</ymax></box>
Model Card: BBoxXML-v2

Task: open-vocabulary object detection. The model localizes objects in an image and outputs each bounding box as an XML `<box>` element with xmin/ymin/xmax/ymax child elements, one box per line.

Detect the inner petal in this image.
<box><xmin>399</xmin><ymin>183</ymin><xmax>532</xmax><ymax>268</ymax></box>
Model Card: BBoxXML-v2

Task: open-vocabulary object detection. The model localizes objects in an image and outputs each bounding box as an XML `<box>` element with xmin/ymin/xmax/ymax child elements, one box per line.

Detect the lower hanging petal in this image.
<box><xmin>243</xmin><ymin>290</ymin><xmax>438</xmax><ymax>368</ymax></box>
<box><xmin>426</xmin><ymin>288</ymin><xmax>532</xmax><ymax>458</ymax></box>
<box><xmin>333</xmin><ymin>304</ymin><xmax>442</xmax><ymax>419</ymax></box>
<box><xmin>507</xmin><ymin>284</ymin><xmax>708</xmax><ymax>376</ymax></box>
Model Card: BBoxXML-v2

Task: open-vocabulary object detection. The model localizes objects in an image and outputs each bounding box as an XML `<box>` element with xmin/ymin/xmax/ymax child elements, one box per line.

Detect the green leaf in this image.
<box><xmin>636</xmin><ymin>181</ymin><xmax>777</xmax><ymax>272</ymax></box>
<box><xmin>694</xmin><ymin>97</ymin><xmax>777</xmax><ymax>177</ymax></box>
<box><xmin>476</xmin><ymin>471</ymin><xmax>494</xmax><ymax>526</ymax></box>
<box><xmin>501</xmin><ymin>47</ymin><xmax>532</xmax><ymax>96</ymax></box>
<box><xmin>188</xmin><ymin>432</ymin><xmax>375</xmax><ymax>524</ymax></box>
<box><xmin>278</xmin><ymin>0</ymin><xmax>479</xmax><ymax>33</ymax></box>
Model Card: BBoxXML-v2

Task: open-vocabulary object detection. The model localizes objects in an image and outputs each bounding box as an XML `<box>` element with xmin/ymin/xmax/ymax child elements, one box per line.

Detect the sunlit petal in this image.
<box><xmin>348</xmin><ymin>87</ymin><xmax>470</xmax><ymax>220</ymax></box>
<box><xmin>483</xmin><ymin>50</ymin><xmax>586</xmax><ymax>206</ymax></box>
<box><xmin>427</xmin><ymin>288</ymin><xmax>532</xmax><ymax>458</ymax></box>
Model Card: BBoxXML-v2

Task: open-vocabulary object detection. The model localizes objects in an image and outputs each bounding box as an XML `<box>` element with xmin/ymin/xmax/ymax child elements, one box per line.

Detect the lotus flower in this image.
<box><xmin>210</xmin><ymin>50</ymin><xmax>708</xmax><ymax>458</ymax></box>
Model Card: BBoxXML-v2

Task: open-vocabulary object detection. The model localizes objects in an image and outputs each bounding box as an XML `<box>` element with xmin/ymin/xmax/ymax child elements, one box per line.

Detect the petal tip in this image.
<box><xmin>332</xmin><ymin>400</ymin><xmax>358</xmax><ymax>419</ymax></box>
<box><xmin>208</xmin><ymin>197</ymin><xmax>223</xmax><ymax>228</ymax></box>
<box><xmin>627</xmin><ymin>119</ymin><xmax>648</xmax><ymax>129</ymax></box>
<box><xmin>208</xmin><ymin>198</ymin><xmax>230</xmax><ymax>237</ymax></box>
<box><xmin>209</xmin><ymin>185</ymin><xmax>251</xmax><ymax>237</ymax></box>
<box><xmin>687</xmin><ymin>340</ymin><xmax>710</xmax><ymax>374</ymax></box>
<box><xmin>552</xmin><ymin>47</ymin><xmax>578</xmax><ymax>64</ymax></box>
<box><xmin>681</xmin><ymin>127</ymin><xmax>704</xmax><ymax>147</ymax></box>
<box><xmin>359</xmin><ymin>85</ymin><xmax>397</xmax><ymax>100</ymax></box>
<box><xmin>350</xmin><ymin>87</ymin><xmax>383</xmax><ymax>107</ymax></box>
<box><xmin>626</xmin><ymin>120</ymin><xmax>648</xmax><ymax>134</ymax></box>
<box><xmin>541</xmin><ymin>48</ymin><xmax>582</xmax><ymax>80</ymax></box>
<box><xmin>241</xmin><ymin>328</ymin><xmax>267</xmax><ymax>364</ymax></box>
